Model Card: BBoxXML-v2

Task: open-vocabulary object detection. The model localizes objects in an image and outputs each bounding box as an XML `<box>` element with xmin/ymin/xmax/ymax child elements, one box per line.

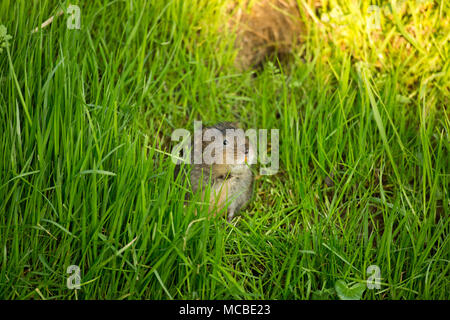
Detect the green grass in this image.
<box><xmin>0</xmin><ymin>0</ymin><xmax>448</xmax><ymax>299</ymax></box>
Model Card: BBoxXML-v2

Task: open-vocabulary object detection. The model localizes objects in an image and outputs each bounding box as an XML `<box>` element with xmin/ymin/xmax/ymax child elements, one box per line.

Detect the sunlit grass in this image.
<box><xmin>0</xmin><ymin>0</ymin><xmax>448</xmax><ymax>299</ymax></box>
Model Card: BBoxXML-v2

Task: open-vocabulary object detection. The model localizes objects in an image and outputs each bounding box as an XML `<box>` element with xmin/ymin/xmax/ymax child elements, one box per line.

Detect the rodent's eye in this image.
<box><xmin>223</xmin><ymin>139</ymin><xmax>228</xmax><ymax>146</ymax></box>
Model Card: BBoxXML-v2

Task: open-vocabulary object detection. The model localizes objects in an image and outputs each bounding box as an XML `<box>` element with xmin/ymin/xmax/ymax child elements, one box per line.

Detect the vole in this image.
<box><xmin>188</xmin><ymin>122</ymin><xmax>255</xmax><ymax>221</ymax></box>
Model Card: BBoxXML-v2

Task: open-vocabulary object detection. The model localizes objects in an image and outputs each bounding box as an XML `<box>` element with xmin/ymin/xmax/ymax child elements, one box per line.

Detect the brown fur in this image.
<box><xmin>190</xmin><ymin>122</ymin><xmax>255</xmax><ymax>221</ymax></box>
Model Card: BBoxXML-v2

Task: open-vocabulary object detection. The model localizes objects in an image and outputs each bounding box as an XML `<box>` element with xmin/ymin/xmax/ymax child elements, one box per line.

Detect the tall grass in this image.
<box><xmin>0</xmin><ymin>0</ymin><xmax>448</xmax><ymax>299</ymax></box>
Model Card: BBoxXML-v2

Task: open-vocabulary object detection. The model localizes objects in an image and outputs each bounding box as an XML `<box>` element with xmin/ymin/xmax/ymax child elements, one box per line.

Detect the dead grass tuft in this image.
<box><xmin>228</xmin><ymin>0</ymin><xmax>305</xmax><ymax>70</ymax></box>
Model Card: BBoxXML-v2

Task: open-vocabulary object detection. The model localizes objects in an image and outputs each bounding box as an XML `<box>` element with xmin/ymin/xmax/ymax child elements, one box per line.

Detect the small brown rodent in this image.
<box><xmin>189</xmin><ymin>122</ymin><xmax>255</xmax><ymax>221</ymax></box>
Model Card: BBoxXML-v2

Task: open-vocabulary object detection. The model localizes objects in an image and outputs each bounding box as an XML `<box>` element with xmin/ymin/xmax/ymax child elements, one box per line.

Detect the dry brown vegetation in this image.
<box><xmin>228</xmin><ymin>0</ymin><xmax>305</xmax><ymax>70</ymax></box>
